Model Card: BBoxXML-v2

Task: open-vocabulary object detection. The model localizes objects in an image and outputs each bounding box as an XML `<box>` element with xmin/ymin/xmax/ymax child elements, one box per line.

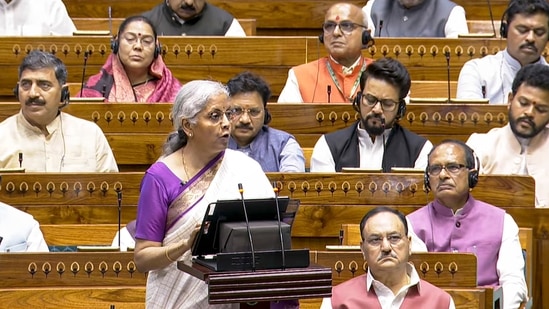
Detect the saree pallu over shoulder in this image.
<box><xmin>166</xmin><ymin>151</ymin><xmax>224</xmax><ymax>232</ymax></box>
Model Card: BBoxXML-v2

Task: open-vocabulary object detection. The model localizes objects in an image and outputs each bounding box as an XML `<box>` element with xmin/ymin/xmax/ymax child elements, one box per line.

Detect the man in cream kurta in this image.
<box><xmin>0</xmin><ymin>50</ymin><xmax>118</xmax><ymax>172</ymax></box>
<box><xmin>467</xmin><ymin>63</ymin><xmax>549</xmax><ymax>207</ymax></box>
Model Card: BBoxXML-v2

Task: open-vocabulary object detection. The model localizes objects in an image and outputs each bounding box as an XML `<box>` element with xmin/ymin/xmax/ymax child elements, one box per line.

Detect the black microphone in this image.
<box><xmin>238</xmin><ymin>183</ymin><xmax>256</xmax><ymax>271</ymax></box>
<box><xmin>79</xmin><ymin>51</ymin><xmax>89</xmax><ymax>97</ymax></box>
<box><xmin>445</xmin><ymin>51</ymin><xmax>451</xmax><ymax>103</ymax></box>
<box><xmin>338</xmin><ymin>227</ymin><xmax>344</xmax><ymax>245</ymax></box>
<box><xmin>18</xmin><ymin>152</ymin><xmax>23</xmax><ymax>168</ymax></box>
<box><xmin>272</xmin><ymin>181</ymin><xmax>286</xmax><ymax>270</ymax></box>
<box><xmin>0</xmin><ymin>236</ymin><xmax>3</xmax><ymax>246</ymax></box>
<box><xmin>486</xmin><ymin>0</ymin><xmax>497</xmax><ymax>38</ymax></box>
<box><xmin>482</xmin><ymin>84</ymin><xmax>487</xmax><ymax>99</ymax></box>
<box><xmin>327</xmin><ymin>85</ymin><xmax>331</xmax><ymax>103</ymax></box>
<box><xmin>117</xmin><ymin>191</ymin><xmax>122</xmax><ymax>250</ymax></box>
<box><xmin>108</xmin><ymin>6</ymin><xmax>113</xmax><ymax>36</ymax></box>
<box><xmin>378</xmin><ymin>20</ymin><xmax>384</xmax><ymax>37</ymax></box>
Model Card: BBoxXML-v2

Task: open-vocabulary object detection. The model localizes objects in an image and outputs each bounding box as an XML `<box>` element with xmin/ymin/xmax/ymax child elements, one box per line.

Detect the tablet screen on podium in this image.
<box><xmin>191</xmin><ymin>197</ymin><xmax>295</xmax><ymax>257</ymax></box>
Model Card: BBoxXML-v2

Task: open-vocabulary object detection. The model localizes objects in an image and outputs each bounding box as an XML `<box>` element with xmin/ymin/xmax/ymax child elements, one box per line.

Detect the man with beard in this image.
<box><xmin>227</xmin><ymin>71</ymin><xmax>305</xmax><ymax>172</ymax></box>
<box><xmin>467</xmin><ymin>63</ymin><xmax>549</xmax><ymax>207</ymax></box>
<box><xmin>363</xmin><ymin>0</ymin><xmax>468</xmax><ymax>38</ymax></box>
<box><xmin>142</xmin><ymin>0</ymin><xmax>246</xmax><ymax>36</ymax></box>
<box><xmin>320</xmin><ymin>207</ymin><xmax>454</xmax><ymax>309</ymax></box>
<box><xmin>310</xmin><ymin>58</ymin><xmax>432</xmax><ymax>172</ymax></box>
<box><xmin>0</xmin><ymin>50</ymin><xmax>118</xmax><ymax>172</ymax></box>
<box><xmin>456</xmin><ymin>0</ymin><xmax>549</xmax><ymax>104</ymax></box>
<box><xmin>277</xmin><ymin>3</ymin><xmax>374</xmax><ymax>103</ymax></box>
<box><xmin>408</xmin><ymin>140</ymin><xmax>527</xmax><ymax>309</ymax></box>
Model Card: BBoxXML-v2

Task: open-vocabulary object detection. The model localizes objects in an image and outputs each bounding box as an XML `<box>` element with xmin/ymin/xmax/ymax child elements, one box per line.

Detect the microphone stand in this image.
<box><xmin>272</xmin><ymin>182</ymin><xmax>286</xmax><ymax>270</ymax></box>
<box><xmin>445</xmin><ymin>51</ymin><xmax>451</xmax><ymax>103</ymax></box>
<box><xmin>79</xmin><ymin>51</ymin><xmax>89</xmax><ymax>97</ymax></box>
<box><xmin>117</xmin><ymin>191</ymin><xmax>122</xmax><ymax>249</ymax></box>
<box><xmin>238</xmin><ymin>183</ymin><xmax>256</xmax><ymax>271</ymax></box>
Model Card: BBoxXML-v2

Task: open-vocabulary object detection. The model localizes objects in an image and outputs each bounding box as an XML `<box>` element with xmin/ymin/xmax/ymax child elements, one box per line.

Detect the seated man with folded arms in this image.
<box><xmin>408</xmin><ymin>140</ymin><xmax>527</xmax><ymax>309</ymax></box>
<box><xmin>0</xmin><ymin>201</ymin><xmax>48</xmax><ymax>252</ymax></box>
<box><xmin>321</xmin><ymin>206</ymin><xmax>454</xmax><ymax>309</ymax></box>
<box><xmin>142</xmin><ymin>0</ymin><xmax>246</xmax><ymax>36</ymax></box>
<box><xmin>363</xmin><ymin>0</ymin><xmax>468</xmax><ymax>38</ymax></box>
<box><xmin>278</xmin><ymin>2</ymin><xmax>374</xmax><ymax>103</ymax></box>
<box><xmin>456</xmin><ymin>0</ymin><xmax>549</xmax><ymax>104</ymax></box>
<box><xmin>310</xmin><ymin>58</ymin><xmax>432</xmax><ymax>172</ymax></box>
<box><xmin>467</xmin><ymin>63</ymin><xmax>549</xmax><ymax>207</ymax></box>
<box><xmin>227</xmin><ymin>71</ymin><xmax>305</xmax><ymax>172</ymax></box>
<box><xmin>0</xmin><ymin>50</ymin><xmax>118</xmax><ymax>172</ymax></box>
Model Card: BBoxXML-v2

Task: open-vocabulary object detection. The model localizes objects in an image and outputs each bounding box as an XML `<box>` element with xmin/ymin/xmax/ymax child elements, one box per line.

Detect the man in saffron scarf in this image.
<box><xmin>79</xmin><ymin>16</ymin><xmax>181</xmax><ymax>103</ymax></box>
<box><xmin>133</xmin><ymin>80</ymin><xmax>275</xmax><ymax>308</ymax></box>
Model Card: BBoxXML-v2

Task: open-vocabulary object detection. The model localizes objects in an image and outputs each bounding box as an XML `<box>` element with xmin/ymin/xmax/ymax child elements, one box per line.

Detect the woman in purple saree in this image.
<box><xmin>133</xmin><ymin>80</ymin><xmax>275</xmax><ymax>308</ymax></box>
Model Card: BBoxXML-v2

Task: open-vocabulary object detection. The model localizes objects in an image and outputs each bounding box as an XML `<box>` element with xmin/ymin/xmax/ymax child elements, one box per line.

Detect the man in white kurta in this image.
<box><xmin>0</xmin><ymin>0</ymin><xmax>76</xmax><ymax>36</ymax></box>
<box><xmin>0</xmin><ymin>50</ymin><xmax>118</xmax><ymax>172</ymax></box>
<box><xmin>456</xmin><ymin>0</ymin><xmax>549</xmax><ymax>104</ymax></box>
<box><xmin>467</xmin><ymin>63</ymin><xmax>549</xmax><ymax>207</ymax></box>
<box><xmin>0</xmin><ymin>201</ymin><xmax>49</xmax><ymax>252</ymax></box>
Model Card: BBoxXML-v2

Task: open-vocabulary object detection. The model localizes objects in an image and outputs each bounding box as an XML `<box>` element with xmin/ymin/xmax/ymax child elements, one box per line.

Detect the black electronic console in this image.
<box><xmin>191</xmin><ymin>197</ymin><xmax>309</xmax><ymax>272</ymax></box>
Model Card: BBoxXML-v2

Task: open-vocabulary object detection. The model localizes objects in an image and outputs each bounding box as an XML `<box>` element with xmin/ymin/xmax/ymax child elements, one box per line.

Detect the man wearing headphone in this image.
<box><xmin>456</xmin><ymin>0</ymin><xmax>549</xmax><ymax>104</ymax></box>
<box><xmin>227</xmin><ymin>71</ymin><xmax>305</xmax><ymax>172</ymax></box>
<box><xmin>363</xmin><ymin>0</ymin><xmax>468</xmax><ymax>38</ymax></box>
<box><xmin>467</xmin><ymin>63</ymin><xmax>549</xmax><ymax>208</ymax></box>
<box><xmin>141</xmin><ymin>0</ymin><xmax>246</xmax><ymax>37</ymax></box>
<box><xmin>310</xmin><ymin>58</ymin><xmax>432</xmax><ymax>172</ymax></box>
<box><xmin>408</xmin><ymin>140</ymin><xmax>527</xmax><ymax>309</ymax></box>
<box><xmin>278</xmin><ymin>3</ymin><xmax>374</xmax><ymax>103</ymax></box>
<box><xmin>0</xmin><ymin>50</ymin><xmax>119</xmax><ymax>172</ymax></box>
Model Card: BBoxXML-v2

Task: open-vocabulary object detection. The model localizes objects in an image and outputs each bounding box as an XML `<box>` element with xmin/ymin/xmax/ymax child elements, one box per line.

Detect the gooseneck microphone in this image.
<box><xmin>272</xmin><ymin>182</ymin><xmax>286</xmax><ymax>270</ymax></box>
<box><xmin>445</xmin><ymin>51</ymin><xmax>451</xmax><ymax>103</ymax></box>
<box><xmin>486</xmin><ymin>0</ymin><xmax>497</xmax><ymax>38</ymax></box>
<box><xmin>378</xmin><ymin>20</ymin><xmax>384</xmax><ymax>37</ymax></box>
<box><xmin>238</xmin><ymin>183</ymin><xmax>256</xmax><ymax>271</ymax></box>
<box><xmin>79</xmin><ymin>51</ymin><xmax>89</xmax><ymax>97</ymax></box>
<box><xmin>117</xmin><ymin>191</ymin><xmax>122</xmax><ymax>249</ymax></box>
<box><xmin>327</xmin><ymin>85</ymin><xmax>331</xmax><ymax>103</ymax></box>
<box><xmin>18</xmin><ymin>152</ymin><xmax>23</xmax><ymax>168</ymax></box>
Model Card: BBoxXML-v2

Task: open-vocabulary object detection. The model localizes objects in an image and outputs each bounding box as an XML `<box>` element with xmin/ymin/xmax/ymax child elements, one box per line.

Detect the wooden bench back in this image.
<box><xmin>0</xmin><ymin>36</ymin><xmax>530</xmax><ymax>100</ymax></box>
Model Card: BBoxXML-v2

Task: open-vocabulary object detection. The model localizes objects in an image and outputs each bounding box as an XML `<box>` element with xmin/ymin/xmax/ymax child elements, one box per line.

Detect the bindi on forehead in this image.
<box><xmin>335</xmin><ymin>15</ymin><xmax>340</xmax><ymax>21</ymax></box>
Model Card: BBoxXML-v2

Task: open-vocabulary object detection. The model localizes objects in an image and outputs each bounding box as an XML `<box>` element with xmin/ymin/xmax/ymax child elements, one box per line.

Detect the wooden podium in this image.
<box><xmin>178</xmin><ymin>261</ymin><xmax>332</xmax><ymax>308</ymax></box>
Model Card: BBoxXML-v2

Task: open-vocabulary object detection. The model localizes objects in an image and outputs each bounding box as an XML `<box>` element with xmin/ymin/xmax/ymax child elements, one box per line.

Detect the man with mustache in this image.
<box><xmin>142</xmin><ymin>0</ymin><xmax>246</xmax><ymax>36</ymax></box>
<box><xmin>278</xmin><ymin>3</ymin><xmax>374</xmax><ymax>103</ymax></box>
<box><xmin>456</xmin><ymin>0</ymin><xmax>549</xmax><ymax>104</ymax></box>
<box><xmin>363</xmin><ymin>0</ymin><xmax>468</xmax><ymax>38</ymax></box>
<box><xmin>227</xmin><ymin>71</ymin><xmax>305</xmax><ymax>172</ymax></box>
<box><xmin>321</xmin><ymin>207</ymin><xmax>454</xmax><ymax>308</ymax></box>
<box><xmin>467</xmin><ymin>64</ymin><xmax>549</xmax><ymax>207</ymax></box>
<box><xmin>0</xmin><ymin>50</ymin><xmax>118</xmax><ymax>172</ymax></box>
<box><xmin>310</xmin><ymin>58</ymin><xmax>432</xmax><ymax>172</ymax></box>
<box><xmin>408</xmin><ymin>140</ymin><xmax>527</xmax><ymax>309</ymax></box>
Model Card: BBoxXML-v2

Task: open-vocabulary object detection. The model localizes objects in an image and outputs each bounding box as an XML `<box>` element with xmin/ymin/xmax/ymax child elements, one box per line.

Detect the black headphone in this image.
<box><xmin>110</xmin><ymin>37</ymin><xmax>162</xmax><ymax>59</ymax></box>
<box><xmin>353</xmin><ymin>92</ymin><xmax>406</xmax><ymax>119</ymax></box>
<box><xmin>499</xmin><ymin>5</ymin><xmax>511</xmax><ymax>38</ymax></box>
<box><xmin>263</xmin><ymin>108</ymin><xmax>272</xmax><ymax>125</ymax></box>
<box><xmin>319</xmin><ymin>30</ymin><xmax>374</xmax><ymax>46</ymax></box>
<box><xmin>13</xmin><ymin>84</ymin><xmax>70</xmax><ymax>108</ymax></box>
<box><xmin>424</xmin><ymin>143</ymin><xmax>480</xmax><ymax>192</ymax></box>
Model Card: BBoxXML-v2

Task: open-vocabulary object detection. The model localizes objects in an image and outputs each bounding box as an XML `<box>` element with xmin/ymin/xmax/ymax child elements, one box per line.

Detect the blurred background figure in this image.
<box><xmin>0</xmin><ymin>201</ymin><xmax>49</xmax><ymax>252</ymax></box>
<box><xmin>0</xmin><ymin>0</ymin><xmax>77</xmax><ymax>36</ymax></box>
<box><xmin>142</xmin><ymin>0</ymin><xmax>246</xmax><ymax>36</ymax></box>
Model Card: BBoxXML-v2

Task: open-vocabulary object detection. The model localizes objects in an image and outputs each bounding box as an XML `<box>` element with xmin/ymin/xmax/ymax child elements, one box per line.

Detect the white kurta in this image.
<box><xmin>0</xmin><ymin>0</ymin><xmax>76</xmax><ymax>36</ymax></box>
<box><xmin>0</xmin><ymin>202</ymin><xmax>49</xmax><ymax>252</ymax></box>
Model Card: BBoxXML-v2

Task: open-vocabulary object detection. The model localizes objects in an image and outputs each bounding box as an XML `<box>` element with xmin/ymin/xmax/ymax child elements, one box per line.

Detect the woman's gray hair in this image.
<box><xmin>163</xmin><ymin>80</ymin><xmax>229</xmax><ymax>155</ymax></box>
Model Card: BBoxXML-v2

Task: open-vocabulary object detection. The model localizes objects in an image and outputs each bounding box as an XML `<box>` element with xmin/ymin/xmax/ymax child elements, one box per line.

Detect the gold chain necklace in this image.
<box><xmin>182</xmin><ymin>150</ymin><xmax>191</xmax><ymax>181</ymax></box>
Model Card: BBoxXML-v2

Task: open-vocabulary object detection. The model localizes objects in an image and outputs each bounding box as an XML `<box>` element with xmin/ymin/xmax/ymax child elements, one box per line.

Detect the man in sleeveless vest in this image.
<box><xmin>310</xmin><ymin>58</ymin><xmax>432</xmax><ymax>172</ymax></box>
<box><xmin>364</xmin><ymin>0</ymin><xmax>468</xmax><ymax>38</ymax></box>
<box><xmin>320</xmin><ymin>207</ymin><xmax>454</xmax><ymax>309</ymax></box>
<box><xmin>277</xmin><ymin>3</ymin><xmax>374</xmax><ymax>103</ymax></box>
<box><xmin>142</xmin><ymin>0</ymin><xmax>246</xmax><ymax>36</ymax></box>
<box><xmin>227</xmin><ymin>72</ymin><xmax>305</xmax><ymax>172</ymax></box>
<box><xmin>408</xmin><ymin>140</ymin><xmax>527</xmax><ymax>309</ymax></box>
<box><xmin>457</xmin><ymin>0</ymin><xmax>549</xmax><ymax>104</ymax></box>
